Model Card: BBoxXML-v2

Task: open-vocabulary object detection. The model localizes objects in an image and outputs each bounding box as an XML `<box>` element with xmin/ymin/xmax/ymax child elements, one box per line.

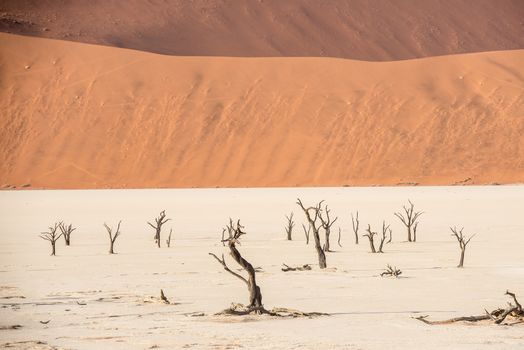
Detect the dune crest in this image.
<box><xmin>1</xmin><ymin>0</ymin><xmax>523</xmax><ymax>60</ymax></box>
<box><xmin>0</xmin><ymin>33</ymin><xmax>523</xmax><ymax>189</ymax></box>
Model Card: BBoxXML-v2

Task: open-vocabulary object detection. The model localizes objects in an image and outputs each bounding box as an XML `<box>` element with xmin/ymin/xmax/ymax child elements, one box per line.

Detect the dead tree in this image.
<box><xmin>58</xmin><ymin>222</ymin><xmax>76</xmax><ymax>246</ymax></box>
<box><xmin>297</xmin><ymin>199</ymin><xmax>327</xmax><ymax>268</ymax></box>
<box><xmin>450</xmin><ymin>227</ymin><xmax>475</xmax><ymax>268</ymax></box>
<box><xmin>351</xmin><ymin>211</ymin><xmax>359</xmax><ymax>244</ymax></box>
<box><xmin>394</xmin><ymin>200</ymin><xmax>423</xmax><ymax>242</ymax></box>
<box><xmin>377</xmin><ymin>221</ymin><xmax>390</xmax><ymax>253</ymax></box>
<box><xmin>39</xmin><ymin>223</ymin><xmax>63</xmax><ymax>256</ymax></box>
<box><xmin>285</xmin><ymin>212</ymin><xmax>295</xmax><ymax>240</ymax></box>
<box><xmin>209</xmin><ymin>219</ymin><xmax>263</xmax><ymax>312</ymax></box>
<box><xmin>147</xmin><ymin>210</ymin><xmax>170</xmax><ymax>248</ymax></box>
<box><xmin>381</xmin><ymin>264</ymin><xmax>402</xmax><ymax>277</ymax></box>
<box><xmin>166</xmin><ymin>229</ymin><xmax>173</xmax><ymax>248</ymax></box>
<box><xmin>302</xmin><ymin>224</ymin><xmax>310</xmax><ymax>244</ymax></box>
<box><xmin>337</xmin><ymin>227</ymin><xmax>342</xmax><ymax>247</ymax></box>
<box><xmin>387</xmin><ymin>227</ymin><xmax>393</xmax><ymax>243</ymax></box>
<box><xmin>319</xmin><ymin>205</ymin><xmax>338</xmax><ymax>252</ymax></box>
<box><xmin>415</xmin><ymin>290</ymin><xmax>523</xmax><ymax>325</ymax></box>
<box><xmin>363</xmin><ymin>224</ymin><xmax>377</xmax><ymax>253</ymax></box>
<box><xmin>104</xmin><ymin>221</ymin><xmax>122</xmax><ymax>254</ymax></box>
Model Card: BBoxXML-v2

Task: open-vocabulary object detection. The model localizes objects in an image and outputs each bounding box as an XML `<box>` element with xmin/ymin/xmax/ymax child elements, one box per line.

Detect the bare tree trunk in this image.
<box><xmin>351</xmin><ymin>211</ymin><xmax>359</xmax><ymax>245</ymax></box>
<box><xmin>109</xmin><ymin>241</ymin><xmax>114</xmax><ymax>254</ymax></box>
<box><xmin>285</xmin><ymin>212</ymin><xmax>294</xmax><ymax>241</ymax></box>
<box><xmin>458</xmin><ymin>248</ymin><xmax>465</xmax><ymax>268</ymax></box>
<box><xmin>363</xmin><ymin>224</ymin><xmax>377</xmax><ymax>253</ymax></box>
<box><xmin>377</xmin><ymin>221</ymin><xmax>390</xmax><ymax>253</ymax></box>
<box><xmin>297</xmin><ymin>199</ymin><xmax>327</xmax><ymax>268</ymax></box>
<box><xmin>51</xmin><ymin>242</ymin><xmax>56</xmax><ymax>256</ymax></box>
<box><xmin>319</xmin><ymin>205</ymin><xmax>337</xmax><ymax>252</ymax></box>
<box><xmin>302</xmin><ymin>224</ymin><xmax>310</xmax><ymax>245</ymax></box>
<box><xmin>323</xmin><ymin>227</ymin><xmax>331</xmax><ymax>252</ymax></box>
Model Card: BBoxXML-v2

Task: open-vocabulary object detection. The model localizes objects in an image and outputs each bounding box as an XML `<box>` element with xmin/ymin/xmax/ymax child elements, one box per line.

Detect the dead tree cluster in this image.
<box><xmin>416</xmin><ymin>291</ymin><xmax>523</xmax><ymax>326</ymax></box>
<box><xmin>148</xmin><ymin>210</ymin><xmax>171</xmax><ymax>248</ymax></box>
<box><xmin>285</xmin><ymin>212</ymin><xmax>295</xmax><ymax>240</ymax></box>
<box><xmin>450</xmin><ymin>227</ymin><xmax>475</xmax><ymax>268</ymax></box>
<box><xmin>394</xmin><ymin>200</ymin><xmax>423</xmax><ymax>242</ymax></box>
<box><xmin>104</xmin><ymin>221</ymin><xmax>122</xmax><ymax>254</ymax></box>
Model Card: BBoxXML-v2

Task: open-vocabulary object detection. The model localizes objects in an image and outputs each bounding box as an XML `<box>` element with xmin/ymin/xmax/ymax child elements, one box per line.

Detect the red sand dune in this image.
<box><xmin>1</xmin><ymin>33</ymin><xmax>523</xmax><ymax>189</ymax></box>
<box><xmin>1</xmin><ymin>0</ymin><xmax>524</xmax><ymax>61</ymax></box>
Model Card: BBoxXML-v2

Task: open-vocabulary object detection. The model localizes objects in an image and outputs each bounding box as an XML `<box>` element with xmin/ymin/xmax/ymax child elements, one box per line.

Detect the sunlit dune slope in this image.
<box><xmin>0</xmin><ymin>33</ymin><xmax>523</xmax><ymax>188</ymax></box>
<box><xmin>1</xmin><ymin>0</ymin><xmax>523</xmax><ymax>60</ymax></box>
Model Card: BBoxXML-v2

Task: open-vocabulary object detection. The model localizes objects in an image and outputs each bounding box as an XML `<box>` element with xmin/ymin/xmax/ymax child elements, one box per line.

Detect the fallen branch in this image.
<box><xmin>281</xmin><ymin>264</ymin><xmax>312</xmax><ymax>272</ymax></box>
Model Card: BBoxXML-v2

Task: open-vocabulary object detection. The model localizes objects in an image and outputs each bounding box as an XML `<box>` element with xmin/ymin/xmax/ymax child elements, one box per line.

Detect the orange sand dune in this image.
<box><xmin>0</xmin><ymin>33</ymin><xmax>523</xmax><ymax>189</ymax></box>
<box><xmin>1</xmin><ymin>0</ymin><xmax>523</xmax><ymax>61</ymax></box>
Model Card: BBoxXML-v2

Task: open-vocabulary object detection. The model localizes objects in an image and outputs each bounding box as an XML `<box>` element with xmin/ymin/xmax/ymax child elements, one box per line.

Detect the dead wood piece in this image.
<box><xmin>381</xmin><ymin>264</ymin><xmax>402</xmax><ymax>277</ymax></box>
<box><xmin>281</xmin><ymin>264</ymin><xmax>312</xmax><ymax>272</ymax></box>
<box><xmin>0</xmin><ymin>324</ymin><xmax>22</xmax><ymax>330</ymax></box>
<box><xmin>160</xmin><ymin>289</ymin><xmax>170</xmax><ymax>304</ymax></box>
<box><xmin>215</xmin><ymin>303</ymin><xmax>328</xmax><ymax>318</ymax></box>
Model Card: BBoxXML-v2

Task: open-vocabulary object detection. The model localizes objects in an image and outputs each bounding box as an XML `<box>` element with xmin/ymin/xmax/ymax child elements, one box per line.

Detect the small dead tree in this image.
<box><xmin>104</xmin><ymin>221</ymin><xmax>122</xmax><ymax>254</ymax></box>
<box><xmin>147</xmin><ymin>210</ymin><xmax>171</xmax><ymax>248</ymax></box>
<box><xmin>297</xmin><ymin>199</ymin><xmax>327</xmax><ymax>268</ymax></box>
<box><xmin>166</xmin><ymin>229</ymin><xmax>173</xmax><ymax>248</ymax></box>
<box><xmin>387</xmin><ymin>228</ymin><xmax>393</xmax><ymax>243</ymax></box>
<box><xmin>319</xmin><ymin>205</ymin><xmax>338</xmax><ymax>252</ymax></box>
<box><xmin>209</xmin><ymin>219</ymin><xmax>263</xmax><ymax>312</ymax></box>
<box><xmin>58</xmin><ymin>222</ymin><xmax>76</xmax><ymax>246</ymax></box>
<box><xmin>285</xmin><ymin>212</ymin><xmax>295</xmax><ymax>240</ymax></box>
<box><xmin>381</xmin><ymin>264</ymin><xmax>402</xmax><ymax>277</ymax></box>
<box><xmin>363</xmin><ymin>224</ymin><xmax>377</xmax><ymax>253</ymax></box>
<box><xmin>394</xmin><ymin>200</ymin><xmax>423</xmax><ymax>242</ymax></box>
<box><xmin>351</xmin><ymin>211</ymin><xmax>359</xmax><ymax>244</ymax></box>
<box><xmin>39</xmin><ymin>223</ymin><xmax>63</xmax><ymax>256</ymax></box>
<box><xmin>450</xmin><ymin>227</ymin><xmax>475</xmax><ymax>268</ymax></box>
<box><xmin>377</xmin><ymin>221</ymin><xmax>390</xmax><ymax>253</ymax></box>
<box><xmin>302</xmin><ymin>223</ymin><xmax>310</xmax><ymax>244</ymax></box>
<box><xmin>337</xmin><ymin>227</ymin><xmax>342</xmax><ymax>247</ymax></box>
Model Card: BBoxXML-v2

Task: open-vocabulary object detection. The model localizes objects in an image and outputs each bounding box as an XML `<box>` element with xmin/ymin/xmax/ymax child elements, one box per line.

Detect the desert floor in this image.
<box><xmin>0</xmin><ymin>186</ymin><xmax>523</xmax><ymax>349</ymax></box>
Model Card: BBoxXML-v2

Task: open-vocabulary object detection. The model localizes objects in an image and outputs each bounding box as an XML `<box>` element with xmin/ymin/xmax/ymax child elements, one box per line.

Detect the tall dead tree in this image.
<box><xmin>319</xmin><ymin>205</ymin><xmax>338</xmax><ymax>252</ymax></box>
<box><xmin>104</xmin><ymin>221</ymin><xmax>122</xmax><ymax>254</ymax></box>
<box><xmin>302</xmin><ymin>224</ymin><xmax>310</xmax><ymax>244</ymax></box>
<box><xmin>39</xmin><ymin>223</ymin><xmax>63</xmax><ymax>256</ymax></box>
<box><xmin>209</xmin><ymin>219</ymin><xmax>263</xmax><ymax>312</ymax></box>
<box><xmin>148</xmin><ymin>210</ymin><xmax>171</xmax><ymax>248</ymax></box>
<box><xmin>351</xmin><ymin>211</ymin><xmax>359</xmax><ymax>244</ymax></box>
<box><xmin>58</xmin><ymin>222</ymin><xmax>76</xmax><ymax>246</ymax></box>
<box><xmin>450</xmin><ymin>227</ymin><xmax>475</xmax><ymax>268</ymax></box>
<box><xmin>297</xmin><ymin>199</ymin><xmax>327</xmax><ymax>269</ymax></box>
<box><xmin>377</xmin><ymin>221</ymin><xmax>390</xmax><ymax>253</ymax></box>
<box><xmin>363</xmin><ymin>224</ymin><xmax>377</xmax><ymax>253</ymax></box>
<box><xmin>285</xmin><ymin>212</ymin><xmax>295</xmax><ymax>240</ymax></box>
<box><xmin>394</xmin><ymin>200</ymin><xmax>423</xmax><ymax>242</ymax></box>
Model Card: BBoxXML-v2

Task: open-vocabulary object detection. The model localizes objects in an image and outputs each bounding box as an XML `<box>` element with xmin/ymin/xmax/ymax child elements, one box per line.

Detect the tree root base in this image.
<box><xmin>215</xmin><ymin>303</ymin><xmax>329</xmax><ymax>318</ymax></box>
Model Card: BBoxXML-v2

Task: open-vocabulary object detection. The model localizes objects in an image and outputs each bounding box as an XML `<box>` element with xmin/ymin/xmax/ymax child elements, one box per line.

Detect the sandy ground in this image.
<box><xmin>1</xmin><ymin>33</ymin><xmax>524</xmax><ymax>189</ymax></box>
<box><xmin>1</xmin><ymin>0</ymin><xmax>523</xmax><ymax>60</ymax></box>
<box><xmin>0</xmin><ymin>186</ymin><xmax>523</xmax><ymax>349</ymax></box>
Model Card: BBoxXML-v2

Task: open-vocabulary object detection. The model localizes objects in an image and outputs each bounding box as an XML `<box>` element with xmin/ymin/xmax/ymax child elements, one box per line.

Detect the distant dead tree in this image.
<box><xmin>104</xmin><ymin>221</ymin><xmax>122</xmax><ymax>254</ymax></box>
<box><xmin>166</xmin><ymin>229</ymin><xmax>173</xmax><ymax>248</ymax></box>
<box><xmin>209</xmin><ymin>219</ymin><xmax>263</xmax><ymax>312</ymax></box>
<box><xmin>394</xmin><ymin>200</ymin><xmax>423</xmax><ymax>242</ymax></box>
<box><xmin>450</xmin><ymin>227</ymin><xmax>475</xmax><ymax>268</ymax></box>
<box><xmin>337</xmin><ymin>227</ymin><xmax>342</xmax><ymax>247</ymax></box>
<box><xmin>39</xmin><ymin>223</ymin><xmax>63</xmax><ymax>256</ymax></box>
<box><xmin>302</xmin><ymin>224</ymin><xmax>310</xmax><ymax>244</ymax></box>
<box><xmin>363</xmin><ymin>224</ymin><xmax>377</xmax><ymax>253</ymax></box>
<box><xmin>351</xmin><ymin>211</ymin><xmax>359</xmax><ymax>244</ymax></box>
<box><xmin>377</xmin><ymin>221</ymin><xmax>390</xmax><ymax>253</ymax></box>
<box><xmin>319</xmin><ymin>205</ymin><xmax>338</xmax><ymax>252</ymax></box>
<box><xmin>148</xmin><ymin>210</ymin><xmax>171</xmax><ymax>248</ymax></box>
<box><xmin>387</xmin><ymin>228</ymin><xmax>393</xmax><ymax>243</ymax></box>
<box><xmin>285</xmin><ymin>212</ymin><xmax>295</xmax><ymax>240</ymax></box>
<box><xmin>297</xmin><ymin>199</ymin><xmax>327</xmax><ymax>269</ymax></box>
<box><xmin>58</xmin><ymin>222</ymin><xmax>76</xmax><ymax>246</ymax></box>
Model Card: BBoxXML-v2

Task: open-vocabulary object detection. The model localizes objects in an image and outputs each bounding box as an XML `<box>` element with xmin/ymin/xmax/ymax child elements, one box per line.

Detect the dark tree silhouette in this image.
<box><xmin>148</xmin><ymin>210</ymin><xmax>170</xmax><ymax>248</ymax></box>
<box><xmin>39</xmin><ymin>223</ymin><xmax>63</xmax><ymax>256</ymax></box>
<box><xmin>394</xmin><ymin>200</ymin><xmax>423</xmax><ymax>242</ymax></box>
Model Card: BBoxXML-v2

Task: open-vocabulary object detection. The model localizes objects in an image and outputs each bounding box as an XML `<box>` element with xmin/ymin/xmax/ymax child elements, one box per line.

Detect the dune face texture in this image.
<box><xmin>1</xmin><ymin>0</ymin><xmax>524</xmax><ymax>60</ymax></box>
<box><xmin>1</xmin><ymin>33</ymin><xmax>523</xmax><ymax>189</ymax></box>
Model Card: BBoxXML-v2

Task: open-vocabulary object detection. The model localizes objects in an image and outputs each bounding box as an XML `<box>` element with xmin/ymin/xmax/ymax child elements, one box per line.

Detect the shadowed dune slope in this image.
<box><xmin>1</xmin><ymin>33</ymin><xmax>523</xmax><ymax>189</ymax></box>
<box><xmin>1</xmin><ymin>0</ymin><xmax>524</xmax><ymax>61</ymax></box>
